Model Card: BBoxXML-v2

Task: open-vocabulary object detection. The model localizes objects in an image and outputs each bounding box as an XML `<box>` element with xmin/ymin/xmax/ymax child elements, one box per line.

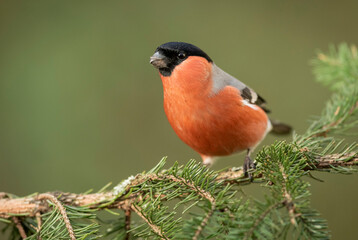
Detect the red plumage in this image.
<box><xmin>161</xmin><ymin>56</ymin><xmax>268</xmax><ymax>159</ymax></box>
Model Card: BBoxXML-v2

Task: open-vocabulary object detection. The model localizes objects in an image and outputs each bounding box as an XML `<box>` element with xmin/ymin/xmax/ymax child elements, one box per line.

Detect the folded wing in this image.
<box><xmin>211</xmin><ymin>64</ymin><xmax>270</xmax><ymax>113</ymax></box>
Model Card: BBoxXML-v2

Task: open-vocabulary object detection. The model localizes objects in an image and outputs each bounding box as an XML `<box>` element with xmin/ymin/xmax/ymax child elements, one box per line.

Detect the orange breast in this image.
<box><xmin>161</xmin><ymin>57</ymin><xmax>268</xmax><ymax>157</ymax></box>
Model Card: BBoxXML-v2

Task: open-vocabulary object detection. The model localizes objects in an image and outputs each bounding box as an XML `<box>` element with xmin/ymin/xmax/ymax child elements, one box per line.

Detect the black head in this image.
<box><xmin>150</xmin><ymin>42</ymin><xmax>212</xmax><ymax>76</ymax></box>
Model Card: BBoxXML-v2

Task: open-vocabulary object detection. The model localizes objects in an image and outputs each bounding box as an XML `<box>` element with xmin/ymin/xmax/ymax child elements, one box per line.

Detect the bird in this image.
<box><xmin>150</xmin><ymin>42</ymin><xmax>291</xmax><ymax>177</ymax></box>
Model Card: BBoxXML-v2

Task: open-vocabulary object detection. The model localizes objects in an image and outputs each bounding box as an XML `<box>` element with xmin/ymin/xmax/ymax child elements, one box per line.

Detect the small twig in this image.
<box><xmin>216</xmin><ymin>168</ymin><xmax>246</xmax><ymax>183</ymax></box>
<box><xmin>156</xmin><ymin>174</ymin><xmax>217</xmax><ymax>239</ymax></box>
<box><xmin>244</xmin><ymin>201</ymin><xmax>284</xmax><ymax>240</ymax></box>
<box><xmin>12</xmin><ymin>216</ymin><xmax>27</xmax><ymax>239</ymax></box>
<box><xmin>306</xmin><ymin>101</ymin><xmax>358</xmax><ymax>139</ymax></box>
<box><xmin>1</xmin><ymin>193</ymin><xmax>27</xmax><ymax>239</ymax></box>
<box><xmin>131</xmin><ymin>174</ymin><xmax>217</xmax><ymax>240</ymax></box>
<box><xmin>0</xmin><ymin>192</ymin><xmax>9</xmax><ymax>199</ymax></box>
<box><xmin>192</xmin><ymin>202</ymin><xmax>215</xmax><ymax>240</ymax></box>
<box><xmin>131</xmin><ymin>204</ymin><xmax>167</xmax><ymax>240</ymax></box>
<box><xmin>279</xmin><ymin>164</ymin><xmax>297</xmax><ymax>226</ymax></box>
<box><xmin>163</xmin><ymin>175</ymin><xmax>217</xmax><ymax>240</ymax></box>
<box><xmin>36</xmin><ymin>212</ymin><xmax>42</xmax><ymax>240</ymax></box>
<box><xmin>308</xmin><ymin>172</ymin><xmax>324</xmax><ymax>182</ymax></box>
<box><xmin>159</xmin><ymin>175</ymin><xmax>216</xmax><ymax>204</ymax></box>
<box><xmin>37</xmin><ymin>193</ymin><xmax>76</xmax><ymax>240</ymax></box>
<box><xmin>124</xmin><ymin>207</ymin><xmax>131</xmax><ymax>240</ymax></box>
<box><xmin>305</xmin><ymin>152</ymin><xmax>358</xmax><ymax>170</ymax></box>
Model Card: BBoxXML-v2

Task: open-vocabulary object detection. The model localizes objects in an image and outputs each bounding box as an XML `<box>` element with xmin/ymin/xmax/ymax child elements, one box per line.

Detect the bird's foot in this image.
<box><xmin>243</xmin><ymin>155</ymin><xmax>256</xmax><ymax>181</ymax></box>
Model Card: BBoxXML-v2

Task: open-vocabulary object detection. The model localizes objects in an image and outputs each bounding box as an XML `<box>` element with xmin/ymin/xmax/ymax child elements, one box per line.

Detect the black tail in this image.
<box><xmin>270</xmin><ymin>119</ymin><xmax>292</xmax><ymax>135</ymax></box>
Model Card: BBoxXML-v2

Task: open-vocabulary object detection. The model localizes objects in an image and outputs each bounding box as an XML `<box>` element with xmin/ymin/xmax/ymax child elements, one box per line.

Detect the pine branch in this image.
<box><xmin>0</xmin><ymin>151</ymin><xmax>356</xmax><ymax>221</ymax></box>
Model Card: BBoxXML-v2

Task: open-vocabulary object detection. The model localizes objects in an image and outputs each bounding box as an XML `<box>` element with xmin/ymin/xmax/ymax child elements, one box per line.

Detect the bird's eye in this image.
<box><xmin>177</xmin><ymin>52</ymin><xmax>186</xmax><ymax>59</ymax></box>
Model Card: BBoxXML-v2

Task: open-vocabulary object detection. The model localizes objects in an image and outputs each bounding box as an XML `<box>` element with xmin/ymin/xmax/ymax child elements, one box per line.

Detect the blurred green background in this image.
<box><xmin>0</xmin><ymin>1</ymin><xmax>357</xmax><ymax>239</ymax></box>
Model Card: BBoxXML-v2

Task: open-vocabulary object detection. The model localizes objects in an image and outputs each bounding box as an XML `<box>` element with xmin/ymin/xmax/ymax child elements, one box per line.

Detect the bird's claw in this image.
<box><xmin>243</xmin><ymin>155</ymin><xmax>256</xmax><ymax>181</ymax></box>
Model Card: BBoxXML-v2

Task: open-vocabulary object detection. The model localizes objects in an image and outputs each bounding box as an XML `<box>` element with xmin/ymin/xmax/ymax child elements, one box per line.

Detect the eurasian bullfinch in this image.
<box><xmin>150</xmin><ymin>42</ymin><xmax>291</xmax><ymax>177</ymax></box>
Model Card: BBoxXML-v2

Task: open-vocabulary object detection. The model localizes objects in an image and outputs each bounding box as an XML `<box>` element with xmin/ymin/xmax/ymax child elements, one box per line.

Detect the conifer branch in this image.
<box><xmin>0</xmin><ymin>152</ymin><xmax>357</xmax><ymax>220</ymax></box>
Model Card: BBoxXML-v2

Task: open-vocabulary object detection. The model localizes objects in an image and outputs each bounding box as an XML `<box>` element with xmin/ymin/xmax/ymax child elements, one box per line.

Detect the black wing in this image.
<box><xmin>240</xmin><ymin>87</ymin><xmax>270</xmax><ymax>113</ymax></box>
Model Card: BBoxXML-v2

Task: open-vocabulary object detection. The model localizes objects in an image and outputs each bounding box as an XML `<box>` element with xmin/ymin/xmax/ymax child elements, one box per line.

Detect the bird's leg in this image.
<box><xmin>243</xmin><ymin>149</ymin><xmax>256</xmax><ymax>180</ymax></box>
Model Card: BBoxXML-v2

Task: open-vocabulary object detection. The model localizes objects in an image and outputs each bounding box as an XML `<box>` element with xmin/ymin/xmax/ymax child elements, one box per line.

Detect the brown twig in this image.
<box><xmin>12</xmin><ymin>216</ymin><xmax>27</xmax><ymax>239</ymax></box>
<box><xmin>216</xmin><ymin>168</ymin><xmax>245</xmax><ymax>183</ymax></box>
<box><xmin>124</xmin><ymin>207</ymin><xmax>131</xmax><ymax>240</ymax></box>
<box><xmin>153</xmin><ymin>175</ymin><xmax>216</xmax><ymax>240</ymax></box>
<box><xmin>307</xmin><ymin>101</ymin><xmax>358</xmax><ymax>139</ymax></box>
<box><xmin>132</xmin><ymin>174</ymin><xmax>217</xmax><ymax>240</ymax></box>
<box><xmin>305</xmin><ymin>152</ymin><xmax>358</xmax><ymax>170</ymax></box>
<box><xmin>244</xmin><ymin>201</ymin><xmax>284</xmax><ymax>240</ymax></box>
<box><xmin>37</xmin><ymin>193</ymin><xmax>76</xmax><ymax>240</ymax></box>
<box><xmin>279</xmin><ymin>164</ymin><xmax>297</xmax><ymax>226</ymax></box>
<box><xmin>0</xmin><ymin>191</ymin><xmax>133</xmax><ymax>219</ymax></box>
<box><xmin>192</xmin><ymin>202</ymin><xmax>215</xmax><ymax>240</ymax></box>
<box><xmin>1</xmin><ymin>192</ymin><xmax>27</xmax><ymax>239</ymax></box>
<box><xmin>36</xmin><ymin>212</ymin><xmax>42</xmax><ymax>240</ymax></box>
<box><xmin>160</xmin><ymin>174</ymin><xmax>216</xmax><ymax>204</ymax></box>
<box><xmin>0</xmin><ymin>192</ymin><xmax>9</xmax><ymax>199</ymax></box>
<box><xmin>131</xmin><ymin>204</ymin><xmax>167</xmax><ymax>240</ymax></box>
